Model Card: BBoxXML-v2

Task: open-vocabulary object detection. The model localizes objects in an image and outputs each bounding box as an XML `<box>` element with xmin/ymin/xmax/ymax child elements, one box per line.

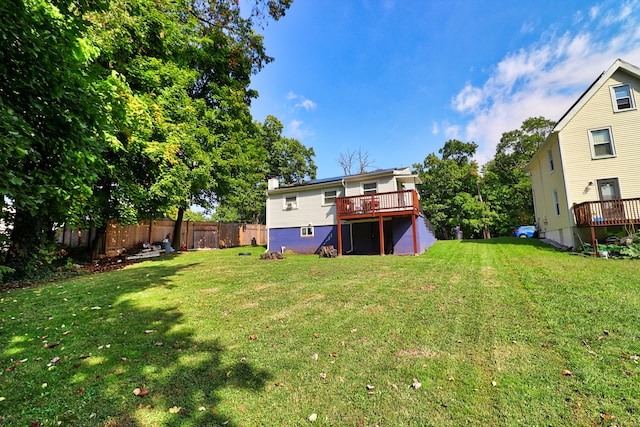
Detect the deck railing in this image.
<box><xmin>573</xmin><ymin>198</ymin><xmax>640</xmax><ymax>226</ymax></box>
<box><xmin>336</xmin><ymin>190</ymin><xmax>420</xmax><ymax>217</ymax></box>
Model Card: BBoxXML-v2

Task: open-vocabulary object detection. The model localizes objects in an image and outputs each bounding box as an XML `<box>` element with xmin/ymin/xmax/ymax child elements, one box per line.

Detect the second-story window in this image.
<box><xmin>363</xmin><ymin>182</ymin><xmax>377</xmax><ymax>195</ymax></box>
<box><xmin>547</xmin><ymin>149</ymin><xmax>554</xmax><ymax>172</ymax></box>
<box><xmin>323</xmin><ymin>190</ymin><xmax>337</xmax><ymax>205</ymax></box>
<box><xmin>610</xmin><ymin>83</ymin><xmax>636</xmax><ymax>112</ymax></box>
<box><xmin>588</xmin><ymin>127</ymin><xmax>616</xmax><ymax>159</ymax></box>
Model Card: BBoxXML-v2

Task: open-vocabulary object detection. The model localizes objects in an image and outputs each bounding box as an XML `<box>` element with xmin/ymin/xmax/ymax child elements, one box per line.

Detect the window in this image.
<box><xmin>301</xmin><ymin>226</ymin><xmax>314</xmax><ymax>237</ymax></box>
<box><xmin>588</xmin><ymin>127</ymin><xmax>616</xmax><ymax>159</ymax></box>
<box><xmin>547</xmin><ymin>149</ymin><xmax>554</xmax><ymax>172</ymax></box>
<box><xmin>284</xmin><ymin>195</ymin><xmax>297</xmax><ymax>210</ymax></box>
<box><xmin>552</xmin><ymin>189</ymin><xmax>560</xmax><ymax>217</ymax></box>
<box><xmin>362</xmin><ymin>182</ymin><xmax>377</xmax><ymax>195</ymax></box>
<box><xmin>610</xmin><ymin>83</ymin><xmax>636</xmax><ymax>112</ymax></box>
<box><xmin>323</xmin><ymin>190</ymin><xmax>337</xmax><ymax>205</ymax></box>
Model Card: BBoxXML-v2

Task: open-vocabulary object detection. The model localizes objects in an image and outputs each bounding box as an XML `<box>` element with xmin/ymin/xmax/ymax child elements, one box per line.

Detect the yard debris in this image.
<box><xmin>411</xmin><ymin>378</ymin><xmax>422</xmax><ymax>389</ymax></box>
<box><xmin>318</xmin><ymin>245</ymin><xmax>338</xmax><ymax>258</ymax></box>
<box><xmin>308</xmin><ymin>413</ymin><xmax>318</xmax><ymax>422</ymax></box>
<box><xmin>561</xmin><ymin>369</ymin><xmax>573</xmax><ymax>376</ymax></box>
<box><xmin>260</xmin><ymin>252</ymin><xmax>284</xmax><ymax>260</ymax></box>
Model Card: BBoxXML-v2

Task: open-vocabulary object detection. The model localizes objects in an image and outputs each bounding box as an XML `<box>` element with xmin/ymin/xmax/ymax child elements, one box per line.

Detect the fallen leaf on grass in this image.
<box><xmin>154</xmin><ymin>342</ymin><xmax>164</xmax><ymax>347</ymax></box>
<box><xmin>541</xmin><ymin>343</ymin><xmax>551</xmax><ymax>348</ymax></box>
<box><xmin>366</xmin><ymin>384</ymin><xmax>375</xmax><ymax>390</ymax></box>
<box><xmin>313</xmin><ymin>333</ymin><xmax>320</xmax><ymax>339</ymax></box>
<box><xmin>308</xmin><ymin>413</ymin><xmax>317</xmax><ymax>422</ymax></box>
<box><xmin>600</xmin><ymin>413</ymin><xmax>616</xmax><ymax>420</ymax></box>
<box><xmin>50</xmin><ymin>357</ymin><xmax>60</xmax><ymax>363</ymax></box>
<box><xmin>144</xmin><ymin>330</ymin><xmax>156</xmax><ymax>334</ymax></box>
<box><xmin>412</xmin><ymin>378</ymin><xmax>422</xmax><ymax>389</ymax></box>
<box><xmin>248</xmin><ymin>334</ymin><xmax>257</xmax><ymax>340</ymax></box>
<box><xmin>169</xmin><ymin>406</ymin><xmax>181</xmax><ymax>414</ymax></box>
<box><xmin>319</xmin><ymin>373</ymin><xmax>327</xmax><ymax>380</ymax></box>
<box><xmin>387</xmin><ymin>381</ymin><xmax>398</xmax><ymax>390</ymax></box>
<box><xmin>45</xmin><ymin>342</ymin><xmax>60</xmax><ymax>349</ymax></box>
<box><xmin>561</xmin><ymin>369</ymin><xmax>573</xmax><ymax>376</ymax></box>
<box><xmin>329</xmin><ymin>352</ymin><xmax>337</xmax><ymax>357</ymax></box>
<box><xmin>133</xmin><ymin>388</ymin><xmax>150</xmax><ymax>396</ymax></box>
<box><xmin>312</xmin><ymin>353</ymin><xmax>318</xmax><ymax>361</ymax></box>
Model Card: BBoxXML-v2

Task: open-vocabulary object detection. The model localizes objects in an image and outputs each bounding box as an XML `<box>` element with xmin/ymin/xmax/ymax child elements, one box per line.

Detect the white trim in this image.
<box><xmin>587</xmin><ymin>126</ymin><xmax>616</xmax><ymax>159</ymax></box>
<box><xmin>609</xmin><ymin>82</ymin><xmax>636</xmax><ymax>112</ymax></box>
<box><xmin>362</xmin><ymin>182</ymin><xmax>377</xmax><ymax>195</ymax></box>
<box><xmin>284</xmin><ymin>194</ymin><xmax>298</xmax><ymax>210</ymax></box>
<box><xmin>322</xmin><ymin>189</ymin><xmax>338</xmax><ymax>206</ymax></box>
<box><xmin>300</xmin><ymin>226</ymin><xmax>314</xmax><ymax>237</ymax></box>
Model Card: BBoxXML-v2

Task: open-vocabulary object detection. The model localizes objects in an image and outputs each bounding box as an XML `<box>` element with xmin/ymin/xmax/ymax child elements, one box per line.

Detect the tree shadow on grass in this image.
<box><xmin>0</xmin><ymin>259</ymin><xmax>271</xmax><ymax>426</ymax></box>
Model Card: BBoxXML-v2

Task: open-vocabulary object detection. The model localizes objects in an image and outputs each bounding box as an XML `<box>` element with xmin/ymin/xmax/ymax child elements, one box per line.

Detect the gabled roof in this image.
<box><xmin>553</xmin><ymin>59</ymin><xmax>640</xmax><ymax>132</ymax></box>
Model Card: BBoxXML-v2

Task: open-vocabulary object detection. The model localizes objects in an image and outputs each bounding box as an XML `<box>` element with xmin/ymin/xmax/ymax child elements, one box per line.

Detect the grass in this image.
<box><xmin>1</xmin><ymin>238</ymin><xmax>640</xmax><ymax>426</ymax></box>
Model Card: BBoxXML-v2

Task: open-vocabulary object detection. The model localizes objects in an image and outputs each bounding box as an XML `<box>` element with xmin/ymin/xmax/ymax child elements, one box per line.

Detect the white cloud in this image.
<box><xmin>450</xmin><ymin>0</ymin><xmax>640</xmax><ymax>166</ymax></box>
<box><xmin>287</xmin><ymin>119</ymin><xmax>314</xmax><ymax>140</ymax></box>
<box><xmin>431</xmin><ymin>121</ymin><xmax>439</xmax><ymax>135</ymax></box>
<box><xmin>296</xmin><ymin>98</ymin><xmax>318</xmax><ymax>111</ymax></box>
<box><xmin>286</xmin><ymin>92</ymin><xmax>318</xmax><ymax>111</ymax></box>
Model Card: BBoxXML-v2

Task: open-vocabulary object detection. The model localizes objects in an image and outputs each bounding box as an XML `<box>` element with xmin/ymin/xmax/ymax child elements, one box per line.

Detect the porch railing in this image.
<box><xmin>573</xmin><ymin>198</ymin><xmax>640</xmax><ymax>226</ymax></box>
<box><xmin>336</xmin><ymin>190</ymin><xmax>420</xmax><ymax>217</ymax></box>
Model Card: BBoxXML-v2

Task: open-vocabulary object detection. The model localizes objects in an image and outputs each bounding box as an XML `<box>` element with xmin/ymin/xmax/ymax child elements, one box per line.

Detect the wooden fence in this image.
<box><xmin>57</xmin><ymin>220</ymin><xmax>267</xmax><ymax>256</ymax></box>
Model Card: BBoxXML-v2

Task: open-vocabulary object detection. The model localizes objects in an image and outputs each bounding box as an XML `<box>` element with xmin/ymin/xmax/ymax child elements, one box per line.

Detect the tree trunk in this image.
<box><xmin>173</xmin><ymin>207</ymin><xmax>185</xmax><ymax>250</ymax></box>
<box><xmin>4</xmin><ymin>209</ymin><xmax>56</xmax><ymax>279</ymax></box>
<box><xmin>91</xmin><ymin>223</ymin><xmax>107</xmax><ymax>260</ymax></box>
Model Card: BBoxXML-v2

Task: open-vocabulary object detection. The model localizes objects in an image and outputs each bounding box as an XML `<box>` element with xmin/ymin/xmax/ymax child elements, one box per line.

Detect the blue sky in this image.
<box><xmin>247</xmin><ymin>0</ymin><xmax>640</xmax><ymax>179</ymax></box>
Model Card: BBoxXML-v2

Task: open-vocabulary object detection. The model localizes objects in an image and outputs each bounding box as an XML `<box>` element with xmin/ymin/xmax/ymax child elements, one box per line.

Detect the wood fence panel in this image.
<box><xmin>240</xmin><ymin>224</ymin><xmax>266</xmax><ymax>246</ymax></box>
<box><xmin>58</xmin><ymin>220</ymin><xmax>260</xmax><ymax>255</ymax></box>
<box><xmin>218</xmin><ymin>223</ymin><xmax>239</xmax><ymax>248</ymax></box>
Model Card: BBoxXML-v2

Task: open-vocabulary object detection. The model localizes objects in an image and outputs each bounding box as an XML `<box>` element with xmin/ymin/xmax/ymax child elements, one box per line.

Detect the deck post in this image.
<box><xmin>337</xmin><ymin>217</ymin><xmax>343</xmax><ymax>255</ymax></box>
<box><xmin>590</xmin><ymin>226</ymin><xmax>598</xmax><ymax>258</ymax></box>
<box><xmin>378</xmin><ymin>216</ymin><xmax>385</xmax><ymax>255</ymax></box>
<box><xmin>411</xmin><ymin>214</ymin><xmax>418</xmax><ymax>255</ymax></box>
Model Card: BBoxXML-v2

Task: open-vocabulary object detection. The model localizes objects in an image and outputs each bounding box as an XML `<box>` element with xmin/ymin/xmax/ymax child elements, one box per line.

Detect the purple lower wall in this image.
<box><xmin>268</xmin><ymin>216</ymin><xmax>436</xmax><ymax>255</ymax></box>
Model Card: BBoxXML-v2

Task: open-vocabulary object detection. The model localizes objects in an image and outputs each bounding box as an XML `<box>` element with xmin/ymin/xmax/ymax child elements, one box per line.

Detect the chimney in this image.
<box><xmin>268</xmin><ymin>177</ymin><xmax>279</xmax><ymax>190</ymax></box>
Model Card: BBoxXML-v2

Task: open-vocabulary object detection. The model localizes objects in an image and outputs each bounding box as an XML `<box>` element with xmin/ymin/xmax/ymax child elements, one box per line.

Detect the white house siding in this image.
<box><xmin>560</xmin><ymin>70</ymin><xmax>640</xmax><ymax>209</ymax></box>
<box><xmin>267</xmin><ymin>184</ymin><xmax>343</xmax><ymax>229</ymax></box>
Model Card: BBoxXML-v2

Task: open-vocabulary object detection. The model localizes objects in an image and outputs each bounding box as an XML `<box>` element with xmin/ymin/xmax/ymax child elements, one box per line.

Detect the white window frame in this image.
<box><xmin>300</xmin><ymin>226</ymin><xmax>314</xmax><ymax>237</ymax></box>
<box><xmin>362</xmin><ymin>182</ymin><xmax>377</xmax><ymax>195</ymax></box>
<box><xmin>322</xmin><ymin>189</ymin><xmax>337</xmax><ymax>206</ymax></box>
<box><xmin>552</xmin><ymin>189</ymin><xmax>560</xmax><ymax>217</ymax></box>
<box><xmin>588</xmin><ymin>127</ymin><xmax>616</xmax><ymax>159</ymax></box>
<box><xmin>547</xmin><ymin>149</ymin><xmax>554</xmax><ymax>173</ymax></box>
<box><xmin>284</xmin><ymin>195</ymin><xmax>298</xmax><ymax>210</ymax></box>
<box><xmin>610</xmin><ymin>83</ymin><xmax>636</xmax><ymax>112</ymax></box>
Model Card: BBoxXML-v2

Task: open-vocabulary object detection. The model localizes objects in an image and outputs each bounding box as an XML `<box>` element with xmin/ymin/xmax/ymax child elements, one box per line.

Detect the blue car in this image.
<box><xmin>513</xmin><ymin>225</ymin><xmax>537</xmax><ymax>238</ymax></box>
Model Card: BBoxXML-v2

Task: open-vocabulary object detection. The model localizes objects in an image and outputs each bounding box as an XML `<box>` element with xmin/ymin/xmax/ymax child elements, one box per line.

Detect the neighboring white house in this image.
<box><xmin>266</xmin><ymin>167</ymin><xmax>436</xmax><ymax>255</ymax></box>
<box><xmin>528</xmin><ymin>59</ymin><xmax>640</xmax><ymax>251</ymax></box>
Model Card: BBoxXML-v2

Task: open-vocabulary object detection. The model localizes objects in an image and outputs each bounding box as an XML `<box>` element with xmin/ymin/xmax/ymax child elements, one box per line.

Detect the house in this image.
<box><xmin>265</xmin><ymin>167</ymin><xmax>437</xmax><ymax>255</ymax></box>
<box><xmin>528</xmin><ymin>59</ymin><xmax>640</xmax><ymax>253</ymax></box>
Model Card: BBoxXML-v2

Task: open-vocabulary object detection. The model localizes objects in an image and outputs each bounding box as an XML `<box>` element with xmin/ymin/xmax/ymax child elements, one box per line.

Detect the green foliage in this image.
<box><xmin>483</xmin><ymin>117</ymin><xmax>555</xmax><ymax>235</ymax></box>
<box><xmin>413</xmin><ymin>140</ymin><xmax>489</xmax><ymax>239</ymax></box>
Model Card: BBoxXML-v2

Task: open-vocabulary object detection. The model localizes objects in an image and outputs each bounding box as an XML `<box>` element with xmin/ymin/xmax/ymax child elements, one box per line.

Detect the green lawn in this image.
<box><xmin>1</xmin><ymin>238</ymin><xmax>640</xmax><ymax>426</ymax></box>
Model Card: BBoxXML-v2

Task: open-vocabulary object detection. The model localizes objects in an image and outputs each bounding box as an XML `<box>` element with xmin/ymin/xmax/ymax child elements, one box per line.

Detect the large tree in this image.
<box><xmin>213</xmin><ymin>115</ymin><xmax>317</xmax><ymax>224</ymax></box>
<box><xmin>413</xmin><ymin>140</ymin><xmax>494</xmax><ymax>239</ymax></box>
<box><xmin>482</xmin><ymin>116</ymin><xmax>555</xmax><ymax>235</ymax></box>
<box><xmin>0</xmin><ymin>0</ymin><xmax>122</xmax><ymax>278</ymax></box>
<box><xmin>1</xmin><ymin>0</ymin><xmax>295</xmax><ymax>278</ymax></box>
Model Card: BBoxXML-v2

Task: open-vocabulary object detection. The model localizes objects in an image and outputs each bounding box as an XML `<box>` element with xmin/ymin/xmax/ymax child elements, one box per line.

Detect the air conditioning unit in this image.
<box><xmin>286</xmin><ymin>202</ymin><xmax>295</xmax><ymax>209</ymax></box>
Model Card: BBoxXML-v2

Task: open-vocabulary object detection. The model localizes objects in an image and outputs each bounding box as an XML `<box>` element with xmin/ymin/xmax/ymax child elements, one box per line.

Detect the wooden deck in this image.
<box><xmin>336</xmin><ymin>190</ymin><xmax>420</xmax><ymax>220</ymax></box>
<box><xmin>573</xmin><ymin>198</ymin><xmax>640</xmax><ymax>257</ymax></box>
<box><xmin>573</xmin><ymin>198</ymin><xmax>640</xmax><ymax>227</ymax></box>
<box><xmin>335</xmin><ymin>190</ymin><xmax>421</xmax><ymax>255</ymax></box>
